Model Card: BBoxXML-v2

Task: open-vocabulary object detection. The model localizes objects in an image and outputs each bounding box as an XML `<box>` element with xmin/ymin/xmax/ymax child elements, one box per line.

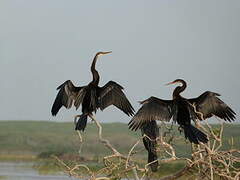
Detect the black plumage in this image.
<box><xmin>129</xmin><ymin>97</ymin><xmax>173</xmax><ymax>131</ymax></box>
<box><xmin>128</xmin><ymin>79</ymin><xmax>236</xmax><ymax>171</ymax></box>
<box><xmin>51</xmin><ymin>52</ymin><xmax>135</xmax><ymax>131</ymax></box>
<box><xmin>188</xmin><ymin>91</ymin><xmax>236</xmax><ymax>122</ymax></box>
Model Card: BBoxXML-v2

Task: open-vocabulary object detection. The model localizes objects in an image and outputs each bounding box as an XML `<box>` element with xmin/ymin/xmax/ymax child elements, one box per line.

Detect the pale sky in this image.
<box><xmin>0</xmin><ymin>0</ymin><xmax>239</xmax><ymax>123</ymax></box>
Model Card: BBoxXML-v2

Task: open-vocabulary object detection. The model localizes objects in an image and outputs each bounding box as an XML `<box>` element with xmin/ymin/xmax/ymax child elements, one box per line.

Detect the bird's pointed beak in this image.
<box><xmin>102</xmin><ymin>51</ymin><xmax>112</xmax><ymax>55</ymax></box>
<box><xmin>97</xmin><ymin>51</ymin><xmax>112</xmax><ymax>57</ymax></box>
<box><xmin>165</xmin><ymin>81</ymin><xmax>175</xmax><ymax>86</ymax></box>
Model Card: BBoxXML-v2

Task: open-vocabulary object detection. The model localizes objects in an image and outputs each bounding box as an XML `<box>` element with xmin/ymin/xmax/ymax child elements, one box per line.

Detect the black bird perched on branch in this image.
<box><xmin>51</xmin><ymin>51</ymin><xmax>135</xmax><ymax>131</ymax></box>
<box><xmin>128</xmin><ymin>79</ymin><xmax>236</xmax><ymax>172</ymax></box>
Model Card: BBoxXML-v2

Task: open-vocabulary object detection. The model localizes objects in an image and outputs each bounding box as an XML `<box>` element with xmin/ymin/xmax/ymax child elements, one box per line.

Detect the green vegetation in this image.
<box><xmin>0</xmin><ymin>121</ymin><xmax>141</xmax><ymax>159</ymax></box>
<box><xmin>0</xmin><ymin>121</ymin><xmax>239</xmax><ymax>158</ymax></box>
<box><xmin>0</xmin><ymin>121</ymin><xmax>239</xmax><ymax>177</ymax></box>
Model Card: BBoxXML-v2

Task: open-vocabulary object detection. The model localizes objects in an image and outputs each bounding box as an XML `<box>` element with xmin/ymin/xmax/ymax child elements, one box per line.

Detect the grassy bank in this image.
<box><xmin>0</xmin><ymin>121</ymin><xmax>141</xmax><ymax>159</ymax></box>
<box><xmin>0</xmin><ymin>121</ymin><xmax>239</xmax><ymax>177</ymax></box>
<box><xmin>0</xmin><ymin>121</ymin><xmax>239</xmax><ymax>159</ymax></box>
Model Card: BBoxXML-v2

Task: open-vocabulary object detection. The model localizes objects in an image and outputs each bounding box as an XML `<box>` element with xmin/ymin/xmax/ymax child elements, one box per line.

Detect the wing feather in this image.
<box><xmin>188</xmin><ymin>91</ymin><xmax>236</xmax><ymax>122</ymax></box>
<box><xmin>51</xmin><ymin>80</ymin><xmax>85</xmax><ymax>116</ymax></box>
<box><xmin>98</xmin><ymin>81</ymin><xmax>135</xmax><ymax>116</ymax></box>
<box><xmin>128</xmin><ymin>97</ymin><xmax>173</xmax><ymax>131</ymax></box>
<box><xmin>74</xmin><ymin>88</ymin><xmax>87</xmax><ymax>110</ymax></box>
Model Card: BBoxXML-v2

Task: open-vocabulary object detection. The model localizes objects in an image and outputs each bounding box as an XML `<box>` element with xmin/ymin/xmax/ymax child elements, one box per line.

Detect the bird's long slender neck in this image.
<box><xmin>91</xmin><ymin>54</ymin><xmax>100</xmax><ymax>85</ymax></box>
<box><xmin>173</xmin><ymin>81</ymin><xmax>187</xmax><ymax>99</ymax></box>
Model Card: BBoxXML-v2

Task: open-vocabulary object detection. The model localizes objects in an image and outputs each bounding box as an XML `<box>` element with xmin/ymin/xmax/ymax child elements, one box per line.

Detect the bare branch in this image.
<box><xmin>54</xmin><ymin>112</ymin><xmax>239</xmax><ymax>180</ymax></box>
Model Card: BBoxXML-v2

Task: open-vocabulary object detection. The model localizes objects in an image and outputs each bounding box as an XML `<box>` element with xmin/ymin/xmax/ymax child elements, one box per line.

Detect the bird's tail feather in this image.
<box><xmin>75</xmin><ymin>114</ymin><xmax>88</xmax><ymax>131</ymax></box>
<box><xmin>141</xmin><ymin>121</ymin><xmax>159</xmax><ymax>172</ymax></box>
<box><xmin>183</xmin><ymin>124</ymin><xmax>208</xmax><ymax>144</ymax></box>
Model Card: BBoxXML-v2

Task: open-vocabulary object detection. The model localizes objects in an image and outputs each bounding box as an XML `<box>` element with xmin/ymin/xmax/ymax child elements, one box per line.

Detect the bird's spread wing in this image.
<box><xmin>128</xmin><ymin>97</ymin><xmax>173</xmax><ymax>131</ymax></box>
<box><xmin>51</xmin><ymin>80</ymin><xmax>86</xmax><ymax>116</ymax></box>
<box><xmin>98</xmin><ymin>81</ymin><xmax>135</xmax><ymax>116</ymax></box>
<box><xmin>188</xmin><ymin>91</ymin><xmax>236</xmax><ymax>122</ymax></box>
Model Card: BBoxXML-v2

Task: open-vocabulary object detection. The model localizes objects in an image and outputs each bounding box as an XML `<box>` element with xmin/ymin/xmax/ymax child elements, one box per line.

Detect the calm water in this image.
<box><xmin>0</xmin><ymin>162</ymin><xmax>78</xmax><ymax>180</ymax></box>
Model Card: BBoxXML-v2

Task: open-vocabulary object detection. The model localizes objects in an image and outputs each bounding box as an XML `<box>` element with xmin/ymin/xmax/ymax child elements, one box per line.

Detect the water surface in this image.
<box><xmin>0</xmin><ymin>162</ymin><xmax>78</xmax><ymax>180</ymax></box>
